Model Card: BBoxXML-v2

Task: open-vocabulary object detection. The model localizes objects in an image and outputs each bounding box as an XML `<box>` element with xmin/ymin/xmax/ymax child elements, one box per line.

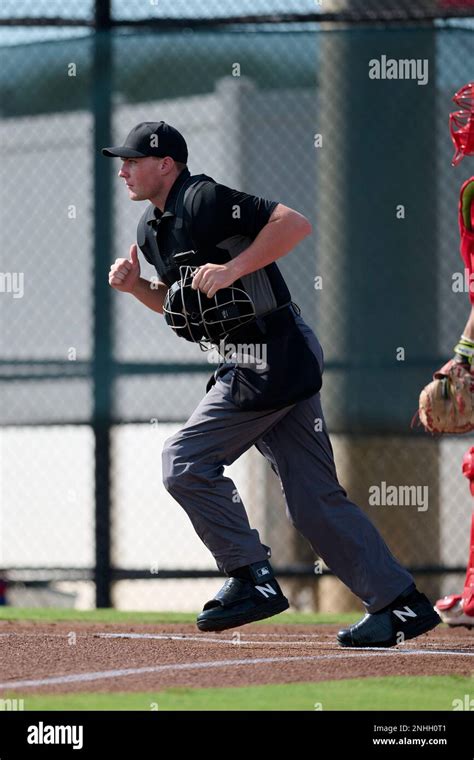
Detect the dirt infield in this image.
<box><xmin>0</xmin><ymin>621</ymin><xmax>472</xmax><ymax>696</ymax></box>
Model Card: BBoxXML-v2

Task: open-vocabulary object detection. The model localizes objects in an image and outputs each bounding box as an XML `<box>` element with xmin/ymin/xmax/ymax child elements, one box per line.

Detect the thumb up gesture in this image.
<box><xmin>109</xmin><ymin>244</ymin><xmax>141</xmax><ymax>293</ymax></box>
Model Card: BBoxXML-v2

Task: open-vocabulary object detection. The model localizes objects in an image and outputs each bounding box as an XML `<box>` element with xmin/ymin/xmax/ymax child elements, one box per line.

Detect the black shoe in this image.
<box><xmin>337</xmin><ymin>588</ymin><xmax>441</xmax><ymax>648</ymax></box>
<box><xmin>196</xmin><ymin>560</ymin><xmax>289</xmax><ymax>632</ymax></box>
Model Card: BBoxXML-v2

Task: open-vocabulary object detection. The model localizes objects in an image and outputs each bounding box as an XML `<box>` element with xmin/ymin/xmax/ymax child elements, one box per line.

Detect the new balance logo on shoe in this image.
<box><xmin>255</xmin><ymin>582</ymin><xmax>277</xmax><ymax>598</ymax></box>
<box><xmin>337</xmin><ymin>591</ymin><xmax>440</xmax><ymax>647</ymax></box>
<box><xmin>392</xmin><ymin>606</ymin><xmax>418</xmax><ymax>623</ymax></box>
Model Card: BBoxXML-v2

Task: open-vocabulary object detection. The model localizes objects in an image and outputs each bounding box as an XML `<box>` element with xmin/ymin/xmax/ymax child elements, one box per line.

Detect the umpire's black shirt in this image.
<box><xmin>137</xmin><ymin>167</ymin><xmax>292</xmax><ymax>316</ymax></box>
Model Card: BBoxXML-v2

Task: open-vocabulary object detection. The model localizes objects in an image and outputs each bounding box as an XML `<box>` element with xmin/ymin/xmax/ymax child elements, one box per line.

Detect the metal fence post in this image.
<box><xmin>93</xmin><ymin>0</ymin><xmax>113</xmax><ymax>607</ymax></box>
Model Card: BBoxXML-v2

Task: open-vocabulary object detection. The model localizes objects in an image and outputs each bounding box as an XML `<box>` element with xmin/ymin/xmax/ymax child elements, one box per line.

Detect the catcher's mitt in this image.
<box><xmin>416</xmin><ymin>359</ymin><xmax>474</xmax><ymax>434</ymax></box>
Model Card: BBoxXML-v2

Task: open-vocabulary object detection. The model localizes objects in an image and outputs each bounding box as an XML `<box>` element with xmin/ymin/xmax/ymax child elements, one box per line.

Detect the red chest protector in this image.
<box><xmin>459</xmin><ymin>176</ymin><xmax>474</xmax><ymax>304</ymax></box>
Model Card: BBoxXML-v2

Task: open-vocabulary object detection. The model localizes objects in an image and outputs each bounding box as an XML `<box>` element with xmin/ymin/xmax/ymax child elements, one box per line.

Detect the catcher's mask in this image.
<box><xmin>450</xmin><ymin>82</ymin><xmax>474</xmax><ymax>166</ymax></box>
<box><xmin>163</xmin><ymin>265</ymin><xmax>256</xmax><ymax>346</ymax></box>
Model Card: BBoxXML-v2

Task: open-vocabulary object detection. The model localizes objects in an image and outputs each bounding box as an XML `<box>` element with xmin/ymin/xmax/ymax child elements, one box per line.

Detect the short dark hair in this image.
<box><xmin>153</xmin><ymin>156</ymin><xmax>186</xmax><ymax>173</ymax></box>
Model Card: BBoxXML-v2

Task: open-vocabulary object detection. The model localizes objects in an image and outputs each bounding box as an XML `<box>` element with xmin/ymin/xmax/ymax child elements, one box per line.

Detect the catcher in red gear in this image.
<box><xmin>419</xmin><ymin>83</ymin><xmax>474</xmax><ymax>627</ymax></box>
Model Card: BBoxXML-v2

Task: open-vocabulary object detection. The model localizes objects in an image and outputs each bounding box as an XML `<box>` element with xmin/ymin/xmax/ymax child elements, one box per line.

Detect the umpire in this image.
<box><xmin>103</xmin><ymin>121</ymin><xmax>440</xmax><ymax>646</ymax></box>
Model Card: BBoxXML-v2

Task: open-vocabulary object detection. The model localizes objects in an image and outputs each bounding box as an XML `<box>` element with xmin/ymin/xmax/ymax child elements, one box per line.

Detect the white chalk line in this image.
<box><xmin>0</xmin><ymin>630</ymin><xmax>336</xmax><ymax>643</ymax></box>
<box><xmin>0</xmin><ymin>626</ymin><xmax>471</xmax><ymax>652</ymax></box>
<box><xmin>97</xmin><ymin>632</ymin><xmax>474</xmax><ymax>654</ymax></box>
<box><xmin>97</xmin><ymin>632</ymin><xmax>331</xmax><ymax>646</ymax></box>
<box><xmin>0</xmin><ymin>651</ymin><xmax>410</xmax><ymax>690</ymax></box>
<box><xmin>1</xmin><ymin>646</ymin><xmax>473</xmax><ymax>691</ymax></box>
<box><xmin>0</xmin><ymin>629</ymin><xmax>471</xmax><ymax>653</ymax></box>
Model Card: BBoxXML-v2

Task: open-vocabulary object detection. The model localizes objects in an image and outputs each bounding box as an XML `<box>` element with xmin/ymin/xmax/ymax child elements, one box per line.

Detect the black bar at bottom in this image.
<box><xmin>0</xmin><ymin>711</ymin><xmax>471</xmax><ymax>757</ymax></box>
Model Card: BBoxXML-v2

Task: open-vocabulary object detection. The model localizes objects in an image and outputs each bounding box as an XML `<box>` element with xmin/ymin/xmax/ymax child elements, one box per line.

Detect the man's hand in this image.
<box><xmin>191</xmin><ymin>262</ymin><xmax>236</xmax><ymax>299</ymax></box>
<box><xmin>109</xmin><ymin>244</ymin><xmax>141</xmax><ymax>293</ymax></box>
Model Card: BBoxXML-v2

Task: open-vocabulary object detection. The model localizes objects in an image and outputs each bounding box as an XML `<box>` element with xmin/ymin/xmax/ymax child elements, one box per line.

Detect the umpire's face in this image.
<box><xmin>118</xmin><ymin>156</ymin><xmax>169</xmax><ymax>201</ymax></box>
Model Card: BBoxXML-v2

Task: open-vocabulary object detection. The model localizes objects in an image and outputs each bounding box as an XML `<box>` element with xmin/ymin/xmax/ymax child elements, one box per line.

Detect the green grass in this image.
<box><xmin>4</xmin><ymin>676</ymin><xmax>470</xmax><ymax>711</ymax></box>
<box><xmin>0</xmin><ymin>607</ymin><xmax>359</xmax><ymax>625</ymax></box>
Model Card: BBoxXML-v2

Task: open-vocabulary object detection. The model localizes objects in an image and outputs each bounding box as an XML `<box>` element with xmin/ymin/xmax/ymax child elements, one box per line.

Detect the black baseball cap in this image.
<box><xmin>102</xmin><ymin>121</ymin><xmax>188</xmax><ymax>163</ymax></box>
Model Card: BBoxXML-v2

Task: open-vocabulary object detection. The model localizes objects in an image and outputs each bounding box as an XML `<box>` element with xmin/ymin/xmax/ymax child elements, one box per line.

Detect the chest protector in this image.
<box><xmin>137</xmin><ymin>173</ymin><xmax>225</xmax><ymax>287</ymax></box>
<box><xmin>137</xmin><ymin>174</ymin><xmax>322</xmax><ymax>411</ymax></box>
<box><xmin>459</xmin><ymin>177</ymin><xmax>474</xmax><ymax>305</ymax></box>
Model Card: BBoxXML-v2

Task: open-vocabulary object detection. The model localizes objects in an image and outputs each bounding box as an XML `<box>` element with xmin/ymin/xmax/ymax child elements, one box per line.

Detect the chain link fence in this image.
<box><xmin>1</xmin><ymin>0</ymin><xmax>473</xmax><ymax>612</ymax></box>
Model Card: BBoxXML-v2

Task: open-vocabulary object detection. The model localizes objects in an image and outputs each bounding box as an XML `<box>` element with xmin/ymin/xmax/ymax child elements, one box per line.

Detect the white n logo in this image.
<box><xmin>392</xmin><ymin>605</ymin><xmax>417</xmax><ymax>623</ymax></box>
<box><xmin>255</xmin><ymin>583</ymin><xmax>277</xmax><ymax>599</ymax></box>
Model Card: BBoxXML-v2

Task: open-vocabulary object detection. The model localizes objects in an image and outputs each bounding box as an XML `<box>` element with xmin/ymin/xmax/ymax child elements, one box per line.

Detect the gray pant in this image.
<box><xmin>162</xmin><ymin>314</ymin><xmax>414</xmax><ymax>613</ymax></box>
